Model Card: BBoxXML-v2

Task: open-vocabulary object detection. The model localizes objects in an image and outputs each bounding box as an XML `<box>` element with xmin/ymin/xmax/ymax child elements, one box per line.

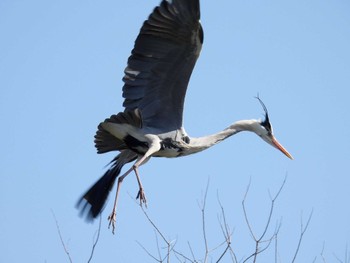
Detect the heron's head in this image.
<box><xmin>252</xmin><ymin>97</ymin><xmax>293</xmax><ymax>160</ymax></box>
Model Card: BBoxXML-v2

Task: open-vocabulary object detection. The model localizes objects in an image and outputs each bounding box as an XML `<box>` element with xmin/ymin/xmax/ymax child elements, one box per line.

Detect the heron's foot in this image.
<box><xmin>108</xmin><ymin>212</ymin><xmax>117</xmax><ymax>234</ymax></box>
<box><xmin>136</xmin><ymin>187</ymin><xmax>147</xmax><ymax>208</ymax></box>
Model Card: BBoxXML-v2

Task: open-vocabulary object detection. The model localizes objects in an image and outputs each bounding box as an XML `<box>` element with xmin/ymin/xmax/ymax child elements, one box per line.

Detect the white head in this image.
<box><xmin>248</xmin><ymin>97</ymin><xmax>293</xmax><ymax>160</ymax></box>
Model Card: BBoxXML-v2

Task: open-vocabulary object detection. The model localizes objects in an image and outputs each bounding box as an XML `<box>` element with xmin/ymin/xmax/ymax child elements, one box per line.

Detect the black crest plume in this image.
<box><xmin>255</xmin><ymin>95</ymin><xmax>272</xmax><ymax>133</ymax></box>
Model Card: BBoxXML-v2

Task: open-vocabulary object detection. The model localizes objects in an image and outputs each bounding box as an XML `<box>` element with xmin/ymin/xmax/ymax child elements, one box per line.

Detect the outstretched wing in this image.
<box><xmin>122</xmin><ymin>0</ymin><xmax>203</xmax><ymax>133</ymax></box>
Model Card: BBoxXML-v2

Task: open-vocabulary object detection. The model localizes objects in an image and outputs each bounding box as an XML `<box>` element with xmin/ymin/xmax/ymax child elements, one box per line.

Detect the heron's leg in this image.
<box><xmin>132</xmin><ymin>156</ymin><xmax>150</xmax><ymax>207</ymax></box>
<box><xmin>107</xmin><ymin>164</ymin><xmax>136</xmax><ymax>234</ymax></box>
<box><xmin>132</xmin><ymin>135</ymin><xmax>161</xmax><ymax>206</ymax></box>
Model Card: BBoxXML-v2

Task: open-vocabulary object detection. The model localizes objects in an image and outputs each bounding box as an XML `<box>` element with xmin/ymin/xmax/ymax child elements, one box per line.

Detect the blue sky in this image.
<box><xmin>1</xmin><ymin>0</ymin><xmax>350</xmax><ymax>262</ymax></box>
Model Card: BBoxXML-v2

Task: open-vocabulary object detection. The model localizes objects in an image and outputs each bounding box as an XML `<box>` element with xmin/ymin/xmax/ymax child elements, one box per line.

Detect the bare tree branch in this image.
<box><xmin>217</xmin><ymin>192</ymin><xmax>237</xmax><ymax>263</ymax></box>
<box><xmin>199</xmin><ymin>178</ymin><xmax>210</xmax><ymax>263</ymax></box>
<box><xmin>138</xmin><ymin>204</ymin><xmax>195</xmax><ymax>263</ymax></box>
<box><xmin>140</xmin><ymin>204</ymin><xmax>170</xmax><ymax>247</ymax></box>
<box><xmin>154</xmin><ymin>230</ymin><xmax>163</xmax><ymax>262</ymax></box>
<box><xmin>136</xmin><ymin>176</ymin><xmax>318</xmax><ymax>263</ymax></box>
<box><xmin>139</xmin><ymin>205</ymin><xmax>172</xmax><ymax>262</ymax></box>
<box><xmin>51</xmin><ymin>210</ymin><xmax>73</xmax><ymax>263</ymax></box>
<box><xmin>242</xmin><ymin>177</ymin><xmax>286</xmax><ymax>263</ymax></box>
<box><xmin>291</xmin><ymin>210</ymin><xmax>313</xmax><ymax>263</ymax></box>
<box><xmin>320</xmin><ymin>242</ymin><xmax>327</xmax><ymax>263</ymax></box>
<box><xmin>333</xmin><ymin>244</ymin><xmax>350</xmax><ymax>263</ymax></box>
<box><xmin>242</xmin><ymin>178</ymin><xmax>256</xmax><ymax>241</ymax></box>
<box><xmin>172</xmin><ymin>248</ymin><xmax>195</xmax><ymax>263</ymax></box>
<box><xmin>187</xmin><ymin>241</ymin><xmax>197</xmax><ymax>262</ymax></box>
<box><xmin>87</xmin><ymin>215</ymin><xmax>102</xmax><ymax>263</ymax></box>
<box><xmin>136</xmin><ymin>239</ymin><xmax>162</xmax><ymax>262</ymax></box>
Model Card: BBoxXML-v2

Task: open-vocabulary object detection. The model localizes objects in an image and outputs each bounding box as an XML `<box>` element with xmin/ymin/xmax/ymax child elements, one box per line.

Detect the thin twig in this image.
<box><xmin>274</xmin><ymin>231</ymin><xmax>278</xmax><ymax>263</ymax></box>
<box><xmin>320</xmin><ymin>241</ymin><xmax>327</xmax><ymax>263</ymax></box>
<box><xmin>260</xmin><ymin>176</ymin><xmax>286</xmax><ymax>242</ymax></box>
<box><xmin>291</xmin><ymin>209</ymin><xmax>313</xmax><ymax>263</ymax></box>
<box><xmin>200</xmin><ymin>179</ymin><xmax>210</xmax><ymax>263</ymax></box>
<box><xmin>140</xmin><ymin>204</ymin><xmax>170</xmax><ymax>246</ymax></box>
<box><xmin>136</xmin><ymin>204</ymin><xmax>172</xmax><ymax>262</ymax></box>
<box><xmin>243</xmin><ymin>232</ymin><xmax>278</xmax><ymax>263</ymax></box>
<box><xmin>216</xmin><ymin>244</ymin><xmax>231</xmax><ymax>263</ymax></box>
<box><xmin>87</xmin><ymin>215</ymin><xmax>102</xmax><ymax>263</ymax></box>
<box><xmin>154</xmin><ymin>230</ymin><xmax>163</xmax><ymax>262</ymax></box>
<box><xmin>166</xmin><ymin>236</ymin><xmax>171</xmax><ymax>263</ymax></box>
<box><xmin>139</xmin><ymin>203</ymin><xmax>195</xmax><ymax>262</ymax></box>
<box><xmin>216</xmin><ymin>192</ymin><xmax>236</xmax><ymax>263</ymax></box>
<box><xmin>188</xmin><ymin>241</ymin><xmax>196</xmax><ymax>262</ymax></box>
<box><xmin>136</xmin><ymin>240</ymin><xmax>161</xmax><ymax>262</ymax></box>
<box><xmin>242</xmin><ymin>178</ymin><xmax>256</xmax><ymax>241</ymax></box>
<box><xmin>333</xmin><ymin>244</ymin><xmax>350</xmax><ymax>263</ymax></box>
<box><xmin>334</xmin><ymin>255</ymin><xmax>343</xmax><ymax>263</ymax></box>
<box><xmin>242</xmin><ymin>177</ymin><xmax>286</xmax><ymax>263</ymax></box>
<box><xmin>51</xmin><ymin>211</ymin><xmax>73</xmax><ymax>263</ymax></box>
<box><xmin>173</xmin><ymin>247</ymin><xmax>195</xmax><ymax>263</ymax></box>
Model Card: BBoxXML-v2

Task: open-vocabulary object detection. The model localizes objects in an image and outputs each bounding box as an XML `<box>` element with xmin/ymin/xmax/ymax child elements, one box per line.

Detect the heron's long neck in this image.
<box><xmin>188</xmin><ymin>119</ymin><xmax>258</xmax><ymax>154</ymax></box>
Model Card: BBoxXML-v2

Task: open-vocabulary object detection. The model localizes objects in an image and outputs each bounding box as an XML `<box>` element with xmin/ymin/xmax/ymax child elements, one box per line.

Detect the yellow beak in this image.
<box><xmin>272</xmin><ymin>137</ymin><xmax>294</xmax><ymax>160</ymax></box>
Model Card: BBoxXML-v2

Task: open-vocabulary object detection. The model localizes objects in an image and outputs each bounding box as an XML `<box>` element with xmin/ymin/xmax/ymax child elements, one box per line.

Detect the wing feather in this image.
<box><xmin>122</xmin><ymin>0</ymin><xmax>203</xmax><ymax>133</ymax></box>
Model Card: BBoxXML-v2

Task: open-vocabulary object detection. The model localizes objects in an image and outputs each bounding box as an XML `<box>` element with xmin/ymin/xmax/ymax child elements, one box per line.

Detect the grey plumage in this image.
<box><xmin>77</xmin><ymin>0</ymin><xmax>292</xmax><ymax>224</ymax></box>
<box><xmin>78</xmin><ymin>0</ymin><xmax>203</xmax><ymax>220</ymax></box>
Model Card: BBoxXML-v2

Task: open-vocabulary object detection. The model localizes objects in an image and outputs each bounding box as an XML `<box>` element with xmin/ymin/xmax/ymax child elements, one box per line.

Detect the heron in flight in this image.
<box><xmin>77</xmin><ymin>0</ymin><xmax>293</xmax><ymax>232</ymax></box>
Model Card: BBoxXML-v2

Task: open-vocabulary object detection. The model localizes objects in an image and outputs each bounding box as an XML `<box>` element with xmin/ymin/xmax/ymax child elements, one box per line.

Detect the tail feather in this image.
<box><xmin>94</xmin><ymin>110</ymin><xmax>142</xmax><ymax>154</ymax></box>
<box><xmin>77</xmin><ymin>150</ymin><xmax>137</xmax><ymax>220</ymax></box>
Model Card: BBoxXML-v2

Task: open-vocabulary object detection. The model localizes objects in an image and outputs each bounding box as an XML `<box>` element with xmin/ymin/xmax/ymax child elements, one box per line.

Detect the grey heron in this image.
<box><xmin>77</xmin><ymin>0</ymin><xmax>293</xmax><ymax>232</ymax></box>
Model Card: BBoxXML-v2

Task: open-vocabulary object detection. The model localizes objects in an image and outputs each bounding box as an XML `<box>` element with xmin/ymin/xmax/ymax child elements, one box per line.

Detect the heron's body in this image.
<box><xmin>77</xmin><ymin>0</ymin><xmax>293</xmax><ymax>229</ymax></box>
<box><xmin>97</xmin><ymin>110</ymin><xmax>261</xmax><ymax>159</ymax></box>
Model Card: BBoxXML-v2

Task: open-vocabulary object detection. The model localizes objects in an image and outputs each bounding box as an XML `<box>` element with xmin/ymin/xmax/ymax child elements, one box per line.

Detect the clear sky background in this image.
<box><xmin>1</xmin><ymin>0</ymin><xmax>350</xmax><ymax>262</ymax></box>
